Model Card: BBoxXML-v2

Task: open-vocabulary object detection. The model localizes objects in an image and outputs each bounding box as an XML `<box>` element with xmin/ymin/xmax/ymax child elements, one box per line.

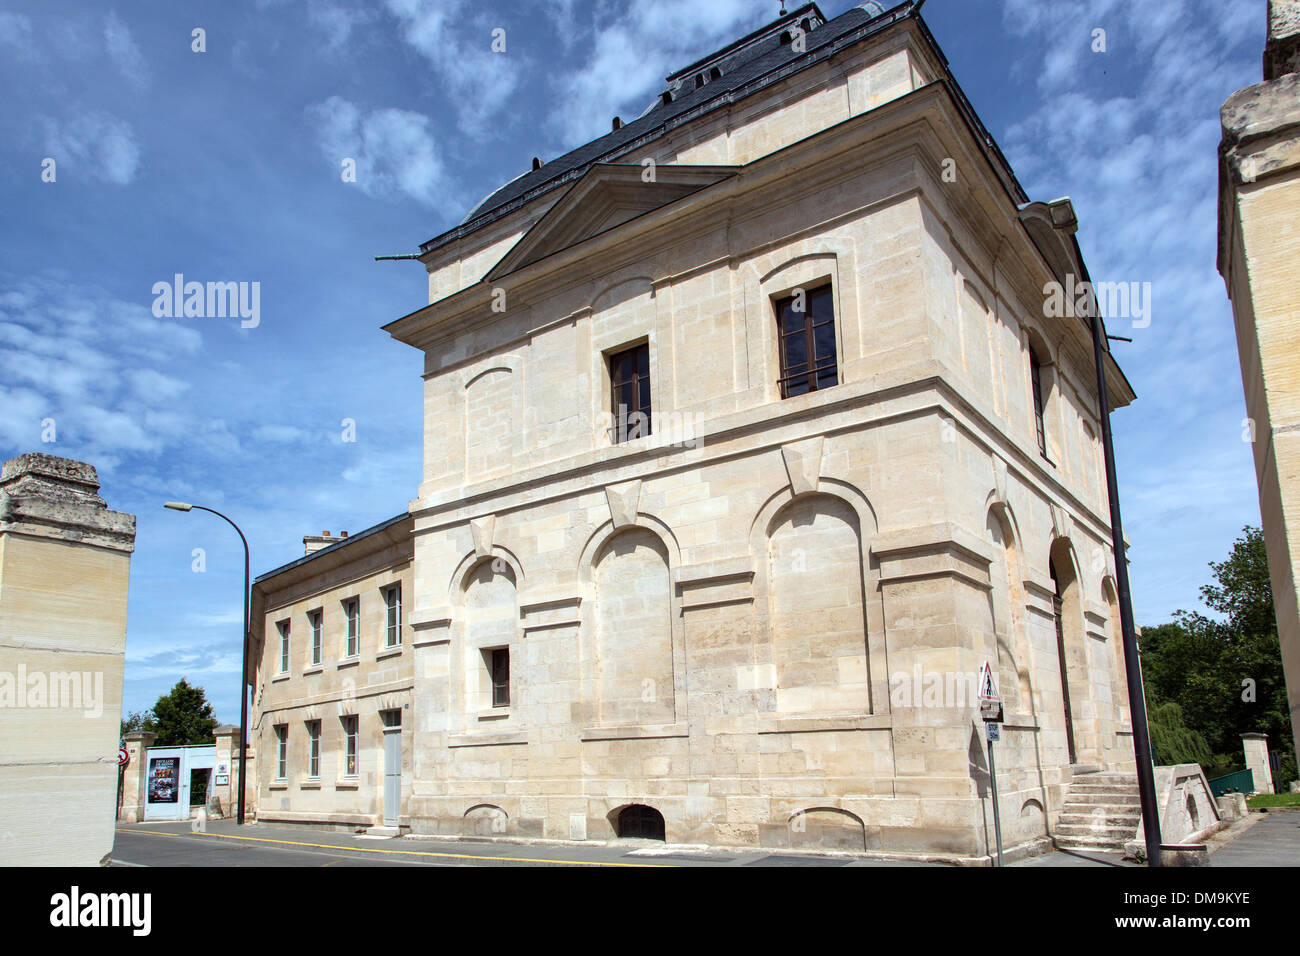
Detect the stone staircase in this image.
<box><xmin>1053</xmin><ymin>771</ymin><xmax>1142</xmax><ymax>853</ymax></box>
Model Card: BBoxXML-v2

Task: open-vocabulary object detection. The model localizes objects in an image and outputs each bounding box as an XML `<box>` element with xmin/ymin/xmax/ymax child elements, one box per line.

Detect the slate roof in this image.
<box><xmin>418</xmin><ymin>1</ymin><xmax>1001</xmax><ymax>257</ymax></box>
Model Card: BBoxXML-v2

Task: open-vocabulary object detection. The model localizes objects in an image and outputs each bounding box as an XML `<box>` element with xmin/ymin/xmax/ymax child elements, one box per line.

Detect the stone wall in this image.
<box><xmin>0</xmin><ymin>454</ymin><xmax>136</xmax><ymax>865</ymax></box>
<box><xmin>1219</xmin><ymin>4</ymin><xmax>1300</xmax><ymax>769</ymax></box>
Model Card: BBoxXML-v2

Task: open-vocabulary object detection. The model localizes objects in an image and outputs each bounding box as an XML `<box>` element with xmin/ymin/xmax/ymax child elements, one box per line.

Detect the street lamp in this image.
<box><xmin>165</xmin><ymin>501</ymin><xmax>252</xmax><ymax>825</ymax></box>
<box><xmin>1072</xmin><ymin>258</ymin><xmax>1164</xmax><ymax>867</ymax></box>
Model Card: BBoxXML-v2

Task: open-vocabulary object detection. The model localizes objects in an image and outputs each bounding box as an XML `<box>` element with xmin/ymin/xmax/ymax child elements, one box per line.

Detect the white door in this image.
<box><xmin>382</xmin><ymin>711</ymin><xmax>402</xmax><ymax>827</ymax></box>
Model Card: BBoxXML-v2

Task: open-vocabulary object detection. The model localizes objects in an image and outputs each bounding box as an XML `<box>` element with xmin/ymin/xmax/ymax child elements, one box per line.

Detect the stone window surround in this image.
<box><xmin>307</xmin><ymin>607</ymin><xmax>323</xmax><ymax>666</ymax></box>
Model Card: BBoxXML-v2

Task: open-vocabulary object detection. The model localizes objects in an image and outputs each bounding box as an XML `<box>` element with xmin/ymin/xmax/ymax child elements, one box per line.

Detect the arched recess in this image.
<box><xmin>463</xmin><ymin>358</ymin><xmax>520</xmax><ymax>483</ymax></box>
<box><xmin>1049</xmin><ymin>537</ymin><xmax>1090</xmax><ymax>764</ymax></box>
<box><xmin>748</xmin><ymin>479</ymin><xmax>886</xmax><ymax>716</ymax></box>
<box><xmin>986</xmin><ymin>503</ymin><xmax>1032</xmax><ymax>714</ymax></box>
<box><xmin>460</xmin><ymin>557</ymin><xmax>519</xmax><ymax>716</ymax></box>
<box><xmin>1101</xmin><ymin>576</ymin><xmax>1130</xmax><ymax>726</ymax></box>
<box><xmin>765</xmin><ymin>492</ymin><xmax>871</xmax><ymax>715</ymax></box>
<box><xmin>788</xmin><ymin>807</ymin><xmax>867</xmax><ymax>851</ymax></box>
<box><xmin>447</xmin><ymin>546</ymin><xmax>525</xmax><ymax>603</ymax></box>
<box><xmin>590</xmin><ymin>275</ymin><xmax>655</xmax><ymax>314</ymax></box>
<box><xmin>577</xmin><ymin>517</ymin><xmax>684</xmax><ymax>728</ymax></box>
<box><xmin>609</xmin><ymin>803</ymin><xmax>665</xmax><ymax>840</ymax></box>
<box><xmin>462</xmin><ymin>804</ymin><xmax>508</xmax><ymax>836</ymax></box>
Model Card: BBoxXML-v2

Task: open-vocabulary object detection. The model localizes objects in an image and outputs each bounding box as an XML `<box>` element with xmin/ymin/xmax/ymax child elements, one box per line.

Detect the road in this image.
<box><xmin>112</xmin><ymin>812</ymin><xmax>1300</xmax><ymax>867</ymax></box>
<box><xmin>110</xmin><ymin>821</ymin><xmax>936</xmax><ymax>867</ymax></box>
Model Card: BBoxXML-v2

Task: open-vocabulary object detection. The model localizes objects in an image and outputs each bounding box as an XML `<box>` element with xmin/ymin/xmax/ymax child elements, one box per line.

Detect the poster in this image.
<box><xmin>148</xmin><ymin>756</ymin><xmax>179</xmax><ymax>803</ymax></box>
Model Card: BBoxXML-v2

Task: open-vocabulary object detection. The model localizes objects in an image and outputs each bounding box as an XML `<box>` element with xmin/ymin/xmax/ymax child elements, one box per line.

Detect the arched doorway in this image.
<box><xmin>615</xmin><ymin>804</ymin><xmax>665</xmax><ymax>841</ymax></box>
<box><xmin>1049</xmin><ymin>545</ymin><xmax>1078</xmax><ymax>764</ymax></box>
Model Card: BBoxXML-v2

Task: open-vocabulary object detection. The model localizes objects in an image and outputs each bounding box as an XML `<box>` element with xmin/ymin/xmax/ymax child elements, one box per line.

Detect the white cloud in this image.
<box><xmin>252</xmin><ymin>423</ymin><xmax>313</xmax><ymax>443</ymax></box>
<box><xmin>0</xmin><ymin>275</ymin><xmax>203</xmax><ymax>468</ymax></box>
<box><xmin>41</xmin><ymin>109</ymin><xmax>141</xmax><ymax>184</ymax></box>
<box><xmin>308</xmin><ymin>0</ymin><xmax>376</xmax><ymax>51</ymax></box>
<box><xmin>104</xmin><ymin>10</ymin><xmax>147</xmax><ymax>87</ymax></box>
<box><xmin>306</xmin><ymin>95</ymin><xmax>449</xmax><ymax>207</ymax></box>
<box><xmin>545</xmin><ymin>0</ymin><xmax>765</xmax><ymax>147</ymax></box>
<box><xmin>383</xmin><ymin>0</ymin><xmax>521</xmax><ymax>139</ymax></box>
<box><xmin>995</xmin><ymin>0</ymin><xmax>1263</xmax><ymax>621</ymax></box>
<box><xmin>0</xmin><ymin>12</ymin><xmax>35</xmax><ymax>59</ymax></box>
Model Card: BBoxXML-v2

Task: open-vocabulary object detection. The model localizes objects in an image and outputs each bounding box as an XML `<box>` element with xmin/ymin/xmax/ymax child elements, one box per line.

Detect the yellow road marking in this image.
<box><xmin>115</xmin><ymin>827</ymin><xmax>667</xmax><ymax>867</ymax></box>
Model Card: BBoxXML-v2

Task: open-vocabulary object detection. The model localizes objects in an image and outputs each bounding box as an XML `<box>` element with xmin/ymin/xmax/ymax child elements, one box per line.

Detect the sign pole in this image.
<box><xmin>987</xmin><ymin>727</ymin><xmax>1004</xmax><ymax>867</ymax></box>
<box><xmin>979</xmin><ymin>662</ymin><xmax>1005</xmax><ymax>867</ymax></box>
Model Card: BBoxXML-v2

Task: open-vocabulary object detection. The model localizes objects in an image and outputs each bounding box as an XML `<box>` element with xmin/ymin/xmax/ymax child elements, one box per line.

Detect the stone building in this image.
<box><xmin>251</xmin><ymin>518</ymin><xmax>414</xmax><ymax>830</ymax></box>
<box><xmin>1219</xmin><ymin>0</ymin><xmax>1300</xmax><ymax>769</ymax></box>
<box><xmin>250</xmin><ymin>1</ymin><xmax>1138</xmax><ymax>859</ymax></box>
<box><xmin>0</xmin><ymin>454</ymin><xmax>136</xmax><ymax>865</ymax></box>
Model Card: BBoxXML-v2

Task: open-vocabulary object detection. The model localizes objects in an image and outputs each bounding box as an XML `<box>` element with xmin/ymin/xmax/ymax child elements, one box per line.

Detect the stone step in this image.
<box><xmin>1062</xmin><ymin>792</ymin><xmax>1141</xmax><ymax>807</ymax></box>
<box><xmin>1056</xmin><ymin>823</ymin><xmax>1137</xmax><ymax>839</ymax></box>
<box><xmin>1055</xmin><ymin>834</ymin><xmax>1129</xmax><ymax>851</ymax></box>
<box><xmin>1060</xmin><ymin>802</ymin><xmax>1141</xmax><ymax>815</ymax></box>
<box><xmin>1069</xmin><ymin>783</ymin><xmax>1139</xmax><ymax>795</ymax></box>
<box><xmin>1059</xmin><ymin>811</ymin><xmax>1141</xmax><ymax>827</ymax></box>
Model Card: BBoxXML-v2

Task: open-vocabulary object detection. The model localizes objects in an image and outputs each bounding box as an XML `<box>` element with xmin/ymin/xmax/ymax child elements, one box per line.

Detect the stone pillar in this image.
<box><xmin>1219</xmin><ymin>0</ymin><xmax>1300</xmax><ymax>772</ymax></box>
<box><xmin>0</xmin><ymin>453</ymin><xmax>137</xmax><ymax>865</ymax></box>
<box><xmin>119</xmin><ymin>731</ymin><xmax>157</xmax><ymax>823</ymax></box>
<box><xmin>212</xmin><ymin>724</ymin><xmax>256</xmax><ymax>819</ymax></box>
<box><xmin>1242</xmin><ymin>733</ymin><xmax>1275</xmax><ymax>795</ymax></box>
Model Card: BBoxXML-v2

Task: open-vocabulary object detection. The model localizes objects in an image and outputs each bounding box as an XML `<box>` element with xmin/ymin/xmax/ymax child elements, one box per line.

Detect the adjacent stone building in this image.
<box><xmin>0</xmin><ymin>454</ymin><xmax>136</xmax><ymax>865</ymax></box>
<box><xmin>250</xmin><ymin>2</ymin><xmax>1138</xmax><ymax>859</ymax></box>
<box><xmin>1219</xmin><ymin>0</ymin><xmax>1300</xmax><ymax>770</ymax></box>
<box><xmin>251</xmin><ymin>518</ymin><xmax>414</xmax><ymax>830</ymax></box>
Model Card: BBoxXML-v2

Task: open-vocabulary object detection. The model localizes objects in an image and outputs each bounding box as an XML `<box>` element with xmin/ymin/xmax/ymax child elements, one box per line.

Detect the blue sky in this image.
<box><xmin>0</xmin><ymin>0</ymin><xmax>1268</xmax><ymax>724</ymax></box>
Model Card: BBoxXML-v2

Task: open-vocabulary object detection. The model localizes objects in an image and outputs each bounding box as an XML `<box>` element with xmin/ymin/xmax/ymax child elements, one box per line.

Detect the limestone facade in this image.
<box><xmin>250</xmin><ymin>518</ymin><xmax>414</xmax><ymax>829</ymax></box>
<box><xmin>0</xmin><ymin>453</ymin><xmax>136</xmax><ymax>865</ymax></box>
<box><xmin>1218</xmin><ymin>0</ymin><xmax>1300</xmax><ymax>769</ymax></box>
<box><xmin>252</xmin><ymin>3</ymin><xmax>1138</xmax><ymax>859</ymax></box>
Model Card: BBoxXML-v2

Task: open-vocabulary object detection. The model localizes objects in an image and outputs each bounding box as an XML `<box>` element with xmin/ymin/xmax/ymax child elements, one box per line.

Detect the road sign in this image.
<box><xmin>977</xmin><ymin>662</ymin><xmax>999</xmax><ymax>701</ymax></box>
<box><xmin>986</xmin><ymin>722</ymin><xmax>1001</xmax><ymax>742</ymax></box>
<box><xmin>980</xmin><ymin>700</ymin><xmax>1004</xmax><ymax>723</ymax></box>
<box><xmin>117</xmin><ymin>747</ymin><xmax>130</xmax><ymax>767</ymax></box>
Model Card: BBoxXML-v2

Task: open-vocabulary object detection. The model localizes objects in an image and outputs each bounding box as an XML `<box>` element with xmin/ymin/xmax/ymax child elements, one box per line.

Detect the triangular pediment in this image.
<box><xmin>486</xmin><ymin>163</ymin><xmax>738</xmax><ymax>282</ymax></box>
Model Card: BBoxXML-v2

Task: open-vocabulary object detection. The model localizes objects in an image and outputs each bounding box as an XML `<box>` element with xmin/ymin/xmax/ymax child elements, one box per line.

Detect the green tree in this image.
<box><xmin>1147</xmin><ymin>701</ymin><xmax>1211</xmax><ymax>767</ymax></box>
<box><xmin>120</xmin><ymin>710</ymin><xmax>151</xmax><ymax>738</ymax></box>
<box><xmin>1139</xmin><ymin>526</ymin><xmax>1293</xmax><ymax>776</ymax></box>
<box><xmin>145</xmin><ymin>679</ymin><xmax>218</xmax><ymax>746</ymax></box>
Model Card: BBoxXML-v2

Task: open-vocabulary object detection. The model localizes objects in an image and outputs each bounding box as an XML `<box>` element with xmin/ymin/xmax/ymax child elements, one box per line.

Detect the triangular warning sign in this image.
<box><xmin>978</xmin><ymin>662</ymin><xmax>999</xmax><ymax>701</ymax></box>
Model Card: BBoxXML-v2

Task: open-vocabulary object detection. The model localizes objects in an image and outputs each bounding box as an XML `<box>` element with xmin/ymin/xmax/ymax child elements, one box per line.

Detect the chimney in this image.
<box><xmin>303</xmin><ymin>530</ymin><xmax>334</xmax><ymax>555</ymax></box>
<box><xmin>1266</xmin><ymin>0</ymin><xmax>1300</xmax><ymax>80</ymax></box>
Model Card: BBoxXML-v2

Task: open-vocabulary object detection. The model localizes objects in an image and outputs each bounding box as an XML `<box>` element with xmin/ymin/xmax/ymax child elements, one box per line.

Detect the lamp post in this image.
<box><xmin>1073</xmin><ymin>260</ymin><xmax>1163</xmax><ymax>867</ymax></box>
<box><xmin>165</xmin><ymin>501</ymin><xmax>251</xmax><ymax>825</ymax></box>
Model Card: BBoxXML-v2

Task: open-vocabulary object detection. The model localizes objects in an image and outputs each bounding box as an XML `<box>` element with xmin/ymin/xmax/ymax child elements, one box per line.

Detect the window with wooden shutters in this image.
<box><xmin>609</xmin><ymin>343</ymin><xmax>651</xmax><ymax>443</ymax></box>
<box><xmin>775</xmin><ymin>284</ymin><xmax>837</xmax><ymax>398</ymax></box>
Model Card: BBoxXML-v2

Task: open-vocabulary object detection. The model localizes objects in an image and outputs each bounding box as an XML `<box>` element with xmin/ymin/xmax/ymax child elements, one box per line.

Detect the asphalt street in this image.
<box><xmin>110</xmin><ymin>811</ymin><xmax>1300</xmax><ymax>867</ymax></box>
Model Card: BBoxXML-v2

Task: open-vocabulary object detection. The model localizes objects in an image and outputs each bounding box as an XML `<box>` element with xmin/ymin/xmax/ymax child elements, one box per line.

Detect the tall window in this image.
<box><xmin>306</xmin><ymin>720</ymin><xmax>320</xmax><ymax>778</ymax></box>
<box><xmin>342</xmin><ymin>715</ymin><xmax>358</xmax><ymax>777</ymax></box>
<box><xmin>1029</xmin><ymin>346</ymin><xmax>1048</xmax><ymax>457</ymax></box>
<box><xmin>775</xmin><ymin>284</ymin><xmax>837</xmax><ymax>398</ymax></box>
<box><xmin>277</xmin><ymin>621</ymin><xmax>290</xmax><ymax>674</ymax></box>
<box><xmin>344</xmin><ymin>598</ymin><xmax>359</xmax><ymax>658</ymax></box>
<box><xmin>384</xmin><ymin>585</ymin><xmax>402</xmax><ymax>647</ymax></box>
<box><xmin>490</xmin><ymin>648</ymin><xmax>510</xmax><ymax>707</ymax></box>
<box><xmin>609</xmin><ymin>343</ymin><xmax>651</xmax><ymax>443</ymax></box>
<box><xmin>275</xmin><ymin>725</ymin><xmax>288</xmax><ymax>779</ymax></box>
<box><xmin>308</xmin><ymin>609</ymin><xmax>322</xmax><ymax>666</ymax></box>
